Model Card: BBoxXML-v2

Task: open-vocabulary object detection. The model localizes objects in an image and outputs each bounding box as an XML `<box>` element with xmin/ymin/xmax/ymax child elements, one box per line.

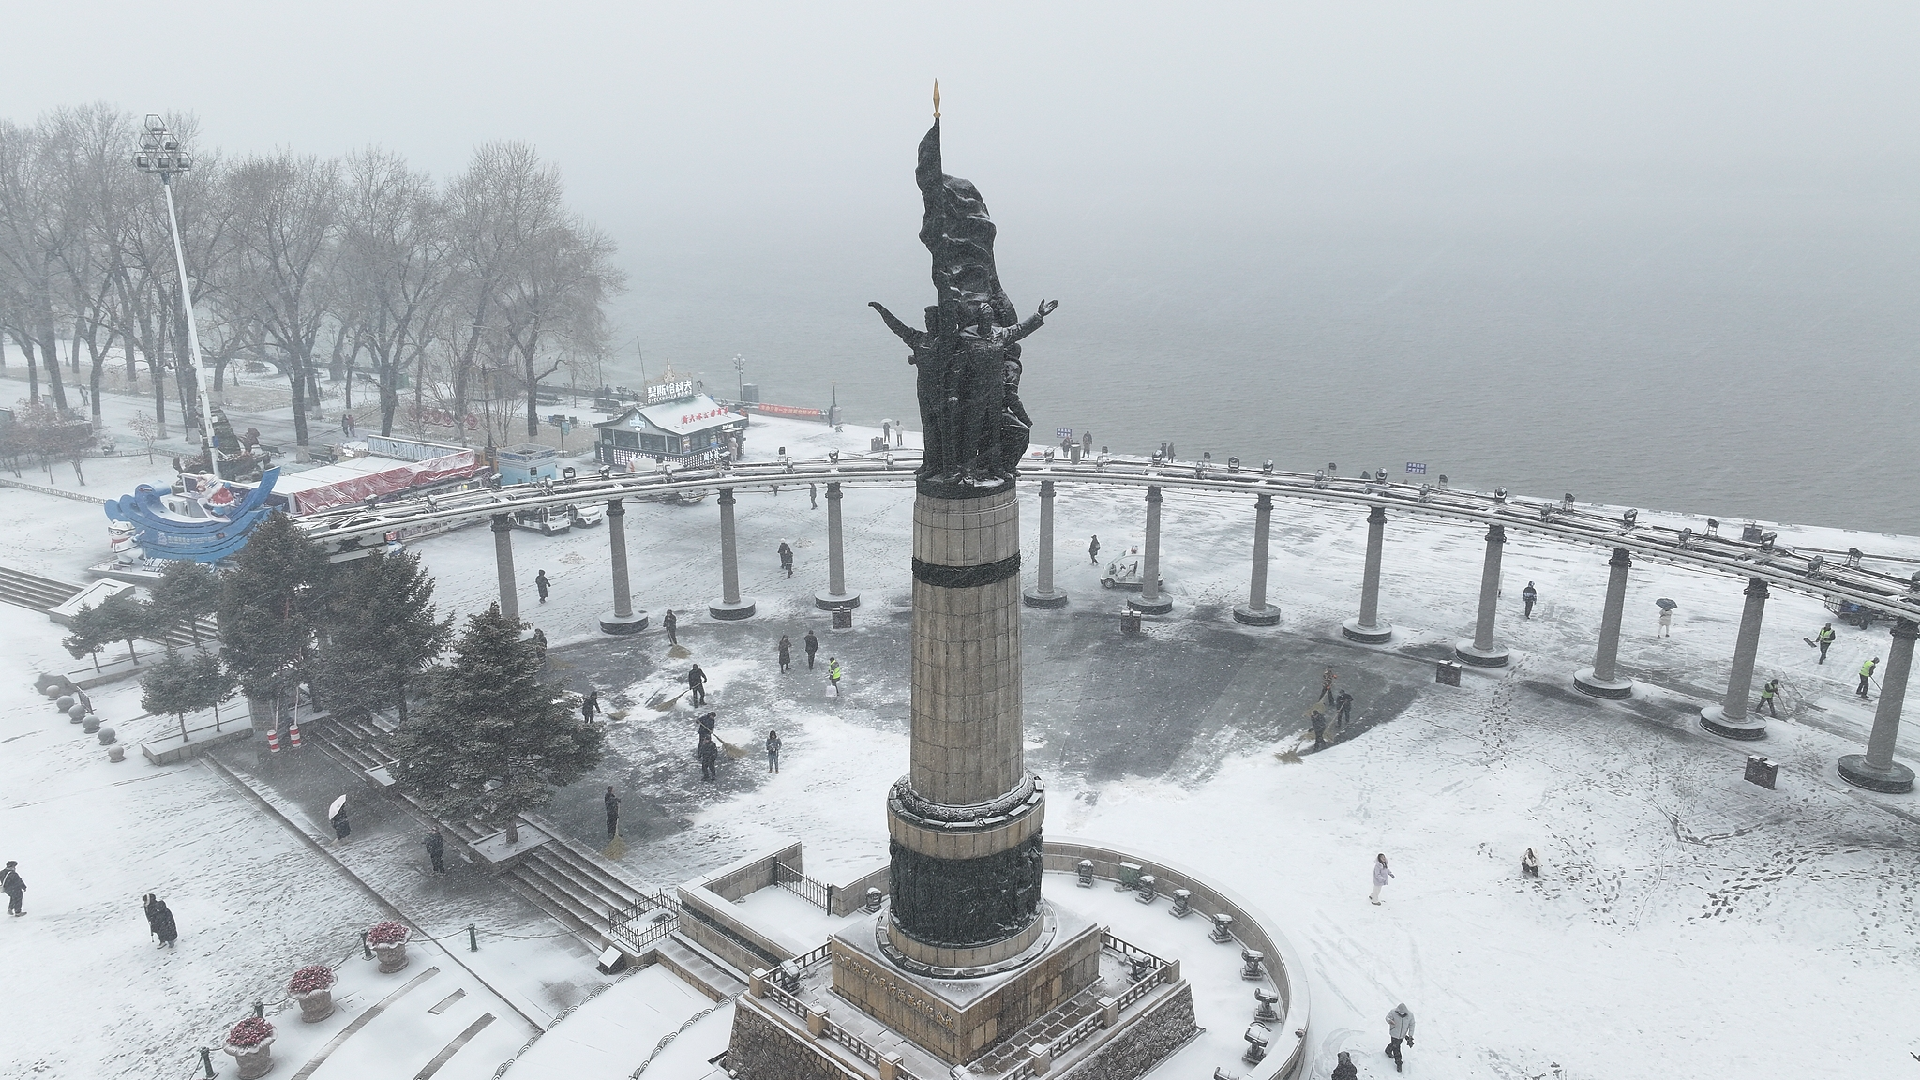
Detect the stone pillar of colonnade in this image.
<box><xmin>1699</xmin><ymin>577</ymin><xmax>1771</xmax><ymax>739</ymax></box>
<box><xmin>491</xmin><ymin>513</ymin><xmax>518</xmax><ymax>621</ymax></box>
<box><xmin>1023</xmin><ymin>479</ymin><xmax>1068</xmax><ymax>608</ymax></box>
<box><xmin>709</xmin><ymin>487</ymin><xmax>757</xmax><ymax>620</ymax></box>
<box><xmin>1131</xmin><ymin>485</ymin><xmax>1173</xmax><ymax>615</ymax></box>
<box><xmin>815</xmin><ymin>481</ymin><xmax>861</xmax><ymax>609</ymax></box>
<box><xmin>599</xmin><ymin>497</ymin><xmax>648</xmax><ymax>634</ymax></box>
<box><xmin>1573</xmin><ymin>546</ymin><xmax>1635</xmax><ymax>699</ymax></box>
<box><xmin>1233</xmin><ymin>492</ymin><xmax>1280</xmax><ymax>626</ymax></box>
<box><xmin>1838</xmin><ymin>617</ymin><xmax>1917</xmax><ymax>794</ymax></box>
<box><xmin>1342</xmin><ymin>505</ymin><xmax>1393</xmax><ymax>643</ymax></box>
<box><xmin>1455</xmin><ymin>523</ymin><xmax>1511</xmax><ymax>667</ymax></box>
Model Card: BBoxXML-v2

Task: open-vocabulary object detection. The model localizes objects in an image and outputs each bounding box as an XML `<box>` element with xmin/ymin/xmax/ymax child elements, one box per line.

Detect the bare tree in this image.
<box><xmin>500</xmin><ymin>218</ymin><xmax>622</xmax><ymax>436</ymax></box>
<box><xmin>338</xmin><ymin>149</ymin><xmax>450</xmax><ymax>436</ymax></box>
<box><xmin>0</xmin><ymin>119</ymin><xmax>73</xmax><ymax>411</ymax></box>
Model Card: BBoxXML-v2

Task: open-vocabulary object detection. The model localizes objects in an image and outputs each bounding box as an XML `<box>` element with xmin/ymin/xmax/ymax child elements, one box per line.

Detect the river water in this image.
<box><xmin>609</xmin><ymin>183</ymin><xmax>1919</xmax><ymax>535</ymax></box>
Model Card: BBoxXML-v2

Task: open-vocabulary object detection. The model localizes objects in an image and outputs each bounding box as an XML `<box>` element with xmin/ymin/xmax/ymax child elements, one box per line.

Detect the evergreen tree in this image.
<box><xmin>218</xmin><ymin>513</ymin><xmax>331</xmax><ymax>722</ymax></box>
<box><xmin>312</xmin><ymin>549</ymin><xmax>452</xmax><ymax>722</ymax></box>
<box><xmin>141</xmin><ymin>649</ymin><xmax>235</xmax><ymax>741</ymax></box>
<box><xmin>392</xmin><ymin>604</ymin><xmax>602</xmax><ymax>842</ymax></box>
<box><xmin>63</xmin><ymin>590</ymin><xmax>156</xmax><ymax>668</ymax></box>
<box><xmin>149</xmin><ymin>561</ymin><xmax>222</xmax><ymax>646</ymax></box>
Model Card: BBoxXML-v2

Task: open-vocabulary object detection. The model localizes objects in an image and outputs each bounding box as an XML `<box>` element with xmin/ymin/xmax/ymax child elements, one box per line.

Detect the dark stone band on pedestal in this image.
<box><xmin>888</xmin><ymin>833</ymin><xmax>1044</xmax><ymax>950</ymax></box>
<box><xmin>911</xmin><ymin>553</ymin><xmax>1021</xmax><ymax>589</ymax></box>
<box><xmin>890</xmin><ymin>775</ymin><xmax>1040</xmax><ymax>824</ymax></box>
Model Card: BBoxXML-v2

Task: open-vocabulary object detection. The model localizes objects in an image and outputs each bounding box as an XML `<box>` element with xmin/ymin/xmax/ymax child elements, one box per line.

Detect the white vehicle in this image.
<box><xmin>1100</xmin><ymin>549</ymin><xmax>1163</xmax><ymax>592</ymax></box>
<box><xmin>512</xmin><ymin>505</ymin><xmax>573</xmax><ymax>535</ymax></box>
<box><xmin>567</xmin><ymin>502</ymin><xmax>605</xmax><ymax>528</ymax></box>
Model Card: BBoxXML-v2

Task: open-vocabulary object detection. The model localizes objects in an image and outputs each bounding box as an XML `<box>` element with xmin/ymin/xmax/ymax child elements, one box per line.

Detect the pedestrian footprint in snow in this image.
<box><xmin>1384</xmin><ymin>1003</ymin><xmax>1416</xmax><ymax>1071</ymax></box>
<box><xmin>535</xmin><ymin>569</ymin><xmax>551</xmax><ymax>604</ymax></box>
<box><xmin>1370</xmin><ymin>853</ymin><xmax>1393</xmax><ymax>905</ymax></box>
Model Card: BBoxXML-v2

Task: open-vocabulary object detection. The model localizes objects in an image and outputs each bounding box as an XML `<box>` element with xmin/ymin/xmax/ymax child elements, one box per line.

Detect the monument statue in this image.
<box><xmin>871</xmin><ymin>115</ymin><xmax>1057</xmax><ymax>497</ymax></box>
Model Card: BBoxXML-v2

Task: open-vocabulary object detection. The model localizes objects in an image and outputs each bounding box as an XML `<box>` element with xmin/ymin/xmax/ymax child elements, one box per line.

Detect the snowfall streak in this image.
<box><xmin>296</xmin><ymin>452</ymin><xmax>1920</xmax><ymax>622</ymax></box>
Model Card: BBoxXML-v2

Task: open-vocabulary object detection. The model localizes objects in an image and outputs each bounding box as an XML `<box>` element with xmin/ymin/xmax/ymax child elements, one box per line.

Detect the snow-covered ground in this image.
<box><xmin>2</xmin><ymin>409</ymin><xmax>1916</xmax><ymax>1078</ymax></box>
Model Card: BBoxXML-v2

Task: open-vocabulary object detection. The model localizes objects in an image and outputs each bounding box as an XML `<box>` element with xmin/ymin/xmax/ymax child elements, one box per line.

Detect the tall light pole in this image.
<box><xmin>132</xmin><ymin>114</ymin><xmax>221</xmax><ymax>479</ymax></box>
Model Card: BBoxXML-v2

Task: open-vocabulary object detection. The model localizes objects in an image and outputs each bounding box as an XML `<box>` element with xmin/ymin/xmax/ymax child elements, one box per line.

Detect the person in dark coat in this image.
<box><xmin>1522</xmin><ymin>581</ymin><xmax>1538</xmax><ymax>619</ymax></box>
<box><xmin>803</xmin><ymin>630</ymin><xmax>819</xmax><ymax>670</ymax></box>
<box><xmin>808</xmin><ymin>482</ymin><xmax>818</xmax><ymax>509</ymax></box>
<box><xmin>150</xmin><ymin>897</ymin><xmax>178</xmax><ymax>948</ymax></box>
<box><xmin>697</xmin><ymin>737</ymin><xmax>719</xmax><ymax>781</ymax></box>
<box><xmin>1331</xmin><ymin>1051</ymin><xmax>1359</xmax><ymax>1080</ymax></box>
<box><xmin>331</xmin><ymin>807</ymin><xmax>351</xmax><ymax>844</ymax></box>
<box><xmin>534</xmin><ymin>570</ymin><xmax>550</xmax><ymax>603</ymax></box>
<box><xmin>1335</xmin><ymin>690</ymin><xmax>1354</xmax><ymax>726</ymax></box>
<box><xmin>1</xmin><ymin>861</ymin><xmax>23</xmax><ymax>916</ymax></box>
<box><xmin>767</xmin><ymin>730</ymin><xmax>782</xmax><ymax>773</ymax></box>
<box><xmin>1088</xmin><ymin>535</ymin><xmax>1101</xmax><ymax>564</ymax></box>
<box><xmin>696</xmin><ymin>712</ymin><xmax>717</xmax><ymax>743</ymax></box>
<box><xmin>688</xmin><ymin>664</ymin><xmax>708</xmax><ymax>706</ymax></box>
<box><xmin>662</xmin><ymin>609</ymin><xmax>678</xmax><ymax>645</ymax></box>
<box><xmin>777</xmin><ymin>635</ymin><xmax>792</xmax><ymax>673</ymax></box>
<box><xmin>425</xmin><ymin>828</ymin><xmax>446</xmax><ymax>873</ymax></box>
<box><xmin>580</xmin><ymin>688</ymin><xmax>599</xmax><ymax>723</ymax></box>
<box><xmin>604</xmin><ymin>787</ymin><xmax>620</xmax><ymax>840</ymax></box>
<box><xmin>1310</xmin><ymin>707</ymin><xmax>1329</xmax><ymax>750</ymax></box>
<box><xmin>777</xmin><ymin>541</ymin><xmax>794</xmax><ymax>578</ymax></box>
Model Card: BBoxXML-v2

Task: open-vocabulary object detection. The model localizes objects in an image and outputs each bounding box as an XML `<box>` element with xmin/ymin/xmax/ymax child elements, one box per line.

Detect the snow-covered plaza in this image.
<box><xmin>1</xmin><ymin>408</ymin><xmax>1916</xmax><ymax>1079</ymax></box>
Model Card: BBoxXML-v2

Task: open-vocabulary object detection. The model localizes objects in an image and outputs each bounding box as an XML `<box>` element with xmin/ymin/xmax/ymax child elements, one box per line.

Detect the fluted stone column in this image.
<box><xmin>1132</xmin><ymin>485</ymin><xmax>1172</xmax><ymax>614</ymax></box>
<box><xmin>816</xmin><ymin>481</ymin><xmax>861</xmax><ymax>609</ymax></box>
<box><xmin>1456</xmin><ymin>523</ymin><xmax>1510</xmax><ymax>666</ymax></box>
<box><xmin>490</xmin><ymin>513</ymin><xmax>518</xmax><ymax>621</ymax></box>
<box><xmin>1343</xmin><ymin>506</ymin><xmax>1393</xmax><ymax>643</ymax></box>
<box><xmin>1234</xmin><ymin>492</ymin><xmax>1279</xmax><ymax>625</ymax></box>
<box><xmin>1023</xmin><ymin>479</ymin><xmax>1067</xmax><ymax>608</ymax></box>
<box><xmin>599</xmin><ymin>498</ymin><xmax>647</xmax><ymax>634</ymax></box>
<box><xmin>709</xmin><ymin>487</ymin><xmax>756</xmax><ymax>620</ymax></box>
<box><xmin>1701</xmin><ymin>578</ymin><xmax>1770</xmax><ymax>739</ymax></box>
<box><xmin>1574</xmin><ymin>547</ymin><xmax>1635</xmax><ymax>698</ymax></box>
<box><xmin>1839</xmin><ymin>618</ymin><xmax>1917</xmax><ymax>793</ymax></box>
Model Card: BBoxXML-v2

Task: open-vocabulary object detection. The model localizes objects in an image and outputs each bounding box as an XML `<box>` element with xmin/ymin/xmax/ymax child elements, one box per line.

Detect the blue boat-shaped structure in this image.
<box><xmin>103</xmin><ymin>468</ymin><xmax>281</xmax><ymax>563</ymax></box>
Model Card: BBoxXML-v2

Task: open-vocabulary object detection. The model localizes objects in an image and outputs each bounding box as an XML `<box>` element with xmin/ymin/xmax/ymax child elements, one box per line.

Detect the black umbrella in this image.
<box><xmin>1656</xmin><ymin>598</ymin><xmax>1678</xmax><ymax>611</ymax></box>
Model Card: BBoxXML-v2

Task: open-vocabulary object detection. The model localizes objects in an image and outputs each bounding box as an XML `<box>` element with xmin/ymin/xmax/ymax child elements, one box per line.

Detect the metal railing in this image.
<box><xmin>775</xmin><ymin>860</ymin><xmax>834</xmax><ymax>911</ymax></box>
<box><xmin>607</xmin><ymin>891</ymin><xmax>679</xmax><ymax>955</ymax></box>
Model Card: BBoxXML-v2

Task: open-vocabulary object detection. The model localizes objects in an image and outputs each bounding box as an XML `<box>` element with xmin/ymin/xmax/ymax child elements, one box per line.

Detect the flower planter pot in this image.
<box><xmin>371</xmin><ymin>939</ymin><xmax>410</xmax><ymax>973</ymax></box>
<box><xmin>293</xmin><ymin>987</ymin><xmax>336</xmax><ymax>1023</ymax></box>
<box><xmin>224</xmin><ymin>1037</ymin><xmax>274</xmax><ymax>1080</ymax></box>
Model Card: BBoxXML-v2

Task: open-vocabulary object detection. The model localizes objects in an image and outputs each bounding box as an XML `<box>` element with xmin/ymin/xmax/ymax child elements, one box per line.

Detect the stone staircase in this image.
<box><xmin>0</xmin><ymin>563</ymin><xmax>216</xmax><ymax>650</ymax></box>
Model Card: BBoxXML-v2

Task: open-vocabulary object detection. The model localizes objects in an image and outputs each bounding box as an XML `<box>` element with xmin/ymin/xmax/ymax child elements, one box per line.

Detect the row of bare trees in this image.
<box><xmin>0</xmin><ymin>105</ymin><xmax>623</xmax><ymax>454</ymax></box>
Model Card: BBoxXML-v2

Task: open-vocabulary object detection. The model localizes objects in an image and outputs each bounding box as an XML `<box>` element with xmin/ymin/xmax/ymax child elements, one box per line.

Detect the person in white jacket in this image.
<box><xmin>1370</xmin><ymin>853</ymin><xmax>1394</xmax><ymax>905</ymax></box>
<box><xmin>1385</xmin><ymin>1002</ymin><xmax>1416</xmax><ymax>1071</ymax></box>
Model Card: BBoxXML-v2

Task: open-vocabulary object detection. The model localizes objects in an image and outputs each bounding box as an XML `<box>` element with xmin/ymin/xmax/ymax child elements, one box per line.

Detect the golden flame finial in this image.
<box><xmin>933</xmin><ymin>79</ymin><xmax>941</xmax><ymax>119</ymax></box>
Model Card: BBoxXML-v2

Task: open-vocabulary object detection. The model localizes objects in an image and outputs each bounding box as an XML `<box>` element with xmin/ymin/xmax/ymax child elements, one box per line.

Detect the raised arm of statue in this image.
<box><xmin>1004</xmin><ymin>299</ymin><xmax>1059</xmax><ymax>344</ymax></box>
<box><xmin>870</xmin><ymin>302</ymin><xmax>928</xmax><ymax>350</ymax></box>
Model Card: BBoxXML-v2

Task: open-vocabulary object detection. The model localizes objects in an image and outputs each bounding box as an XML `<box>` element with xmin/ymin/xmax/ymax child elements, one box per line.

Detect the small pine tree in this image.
<box><xmin>63</xmin><ymin>590</ymin><xmax>155</xmax><ymax>668</ymax></box>
<box><xmin>141</xmin><ymin>649</ymin><xmax>233</xmax><ymax>741</ymax></box>
<box><xmin>391</xmin><ymin>604</ymin><xmax>603</xmax><ymax>843</ymax></box>
<box><xmin>312</xmin><ymin>549</ymin><xmax>452</xmax><ymax>722</ymax></box>
<box><xmin>150</xmin><ymin>561</ymin><xmax>222</xmax><ymax>646</ymax></box>
<box><xmin>218</xmin><ymin>513</ymin><xmax>331</xmax><ymax>720</ymax></box>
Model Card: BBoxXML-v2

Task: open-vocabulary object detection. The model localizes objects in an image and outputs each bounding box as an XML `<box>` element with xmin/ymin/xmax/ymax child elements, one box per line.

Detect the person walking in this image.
<box><xmin>425</xmin><ymin>827</ymin><xmax>447</xmax><ymax>873</ymax></box>
<box><xmin>1522</xmin><ymin>581</ymin><xmax>1538</xmax><ymax>620</ymax></box>
<box><xmin>330</xmin><ymin>805</ymin><xmax>352</xmax><ymax>845</ymax></box>
<box><xmin>1370</xmin><ymin>853</ymin><xmax>1393</xmax><ymax>905</ymax></box>
<box><xmin>1310</xmin><ymin>707</ymin><xmax>1329</xmax><ymax>750</ymax></box>
<box><xmin>663</xmin><ymin>609</ymin><xmax>678</xmax><ymax>645</ymax></box>
<box><xmin>1384</xmin><ymin>1003</ymin><xmax>1416</xmax><ymax>1072</ymax></box>
<box><xmin>697</xmin><ymin>737</ymin><xmax>719</xmax><ymax>782</ymax></box>
<box><xmin>777</xmin><ymin>540</ymin><xmax>794</xmax><ymax>578</ymax></box>
<box><xmin>1657</xmin><ymin>605</ymin><xmax>1672</xmax><ymax>638</ymax></box>
<box><xmin>1088</xmin><ymin>535</ymin><xmax>1101</xmax><ymax>564</ymax></box>
<box><xmin>1319</xmin><ymin>667</ymin><xmax>1338</xmax><ymax>706</ymax></box>
<box><xmin>604</xmin><ymin>787</ymin><xmax>620</xmax><ymax>839</ymax></box>
<box><xmin>827</xmin><ymin>658</ymin><xmax>844</xmax><ymax>698</ymax></box>
<box><xmin>581</xmin><ymin>689</ymin><xmax>599</xmax><ymax>724</ymax></box>
<box><xmin>142</xmin><ymin>893</ymin><xmax>162</xmax><ymax>940</ymax></box>
<box><xmin>777</xmin><ymin>635</ymin><xmax>792</xmax><ymax>673</ymax></box>
<box><xmin>808</xmin><ymin>482</ymin><xmax>818</xmax><ymax>509</ymax></box>
<box><xmin>1858</xmin><ymin>657</ymin><xmax>1879</xmax><ymax>698</ymax></box>
<box><xmin>1</xmin><ymin>861</ymin><xmax>23</xmax><ymax>916</ymax></box>
<box><xmin>803</xmin><ymin>630</ymin><xmax>819</xmax><ymax>671</ymax></box>
<box><xmin>535</xmin><ymin>570</ymin><xmax>551</xmax><ymax>604</ymax></box>
<box><xmin>766</xmin><ymin>730</ymin><xmax>781</xmax><ymax>773</ymax></box>
<box><xmin>149</xmin><ymin>896</ymin><xmax>178</xmax><ymax>949</ymax></box>
<box><xmin>1757</xmin><ymin>679</ymin><xmax>1781</xmax><ymax>717</ymax></box>
<box><xmin>1816</xmin><ymin>623</ymin><xmax>1837</xmax><ymax>664</ymax></box>
<box><xmin>1335</xmin><ymin>690</ymin><xmax>1354</xmax><ymax>727</ymax></box>
<box><xmin>688</xmin><ymin>664</ymin><xmax>708</xmax><ymax>707</ymax></box>
<box><xmin>1331</xmin><ymin>1050</ymin><xmax>1359</xmax><ymax>1080</ymax></box>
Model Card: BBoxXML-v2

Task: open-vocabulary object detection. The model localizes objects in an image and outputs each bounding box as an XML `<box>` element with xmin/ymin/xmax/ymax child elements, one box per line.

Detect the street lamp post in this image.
<box><xmin>132</xmin><ymin>114</ymin><xmax>221</xmax><ymax>479</ymax></box>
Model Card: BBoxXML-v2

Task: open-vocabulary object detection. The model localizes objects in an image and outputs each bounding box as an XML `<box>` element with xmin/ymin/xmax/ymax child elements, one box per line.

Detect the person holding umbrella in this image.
<box><xmin>329</xmin><ymin>796</ymin><xmax>351</xmax><ymax>845</ymax></box>
<box><xmin>1656</xmin><ymin>598</ymin><xmax>1676</xmax><ymax>639</ymax></box>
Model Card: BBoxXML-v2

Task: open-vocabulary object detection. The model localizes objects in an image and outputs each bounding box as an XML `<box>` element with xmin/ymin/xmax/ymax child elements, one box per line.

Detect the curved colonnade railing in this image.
<box><xmin>296</xmin><ymin>450</ymin><xmax>1920</xmax><ymax>793</ymax></box>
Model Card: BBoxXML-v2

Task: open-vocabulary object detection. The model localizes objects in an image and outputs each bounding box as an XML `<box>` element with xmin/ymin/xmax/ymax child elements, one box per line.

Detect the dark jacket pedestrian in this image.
<box><xmin>1088</xmin><ymin>535</ymin><xmax>1101</xmax><ymax>564</ymax></box>
<box><xmin>803</xmin><ymin>630</ymin><xmax>819</xmax><ymax>670</ymax></box>
<box><xmin>688</xmin><ymin>664</ymin><xmax>708</xmax><ymax>706</ymax></box>
<box><xmin>778</xmin><ymin>541</ymin><xmax>794</xmax><ymax>577</ymax></box>
<box><xmin>534</xmin><ymin>570</ymin><xmax>550</xmax><ymax>603</ymax></box>
<box><xmin>697</xmin><ymin>711</ymin><xmax>717</xmax><ymax>742</ymax></box>
<box><xmin>143</xmin><ymin>893</ymin><xmax>160</xmax><ymax>934</ymax></box>
<box><xmin>1522</xmin><ymin>581</ymin><xmax>1538</xmax><ymax>619</ymax></box>
<box><xmin>1335</xmin><ymin>690</ymin><xmax>1354</xmax><ymax>725</ymax></box>
<box><xmin>808</xmin><ymin>482</ymin><xmax>818</xmax><ymax>509</ymax></box>
<box><xmin>778</xmin><ymin>635</ymin><xmax>792</xmax><ymax>673</ymax></box>
<box><xmin>698</xmin><ymin>738</ymin><xmax>719</xmax><ymax>781</ymax></box>
<box><xmin>604</xmin><ymin>787</ymin><xmax>620</xmax><ymax>840</ymax></box>
<box><xmin>1817</xmin><ymin>623</ymin><xmax>1836</xmax><ymax>663</ymax></box>
<box><xmin>767</xmin><ymin>730</ymin><xmax>781</xmax><ymax>773</ymax></box>
<box><xmin>1</xmin><ymin>861</ymin><xmax>23</xmax><ymax>916</ymax></box>
<box><xmin>150</xmin><ymin>898</ymin><xmax>178</xmax><ymax>947</ymax></box>
<box><xmin>1331</xmin><ymin>1051</ymin><xmax>1359</xmax><ymax>1080</ymax></box>
<box><xmin>581</xmin><ymin>689</ymin><xmax>599</xmax><ymax>723</ymax></box>
<box><xmin>425</xmin><ymin>828</ymin><xmax>446</xmax><ymax>873</ymax></box>
<box><xmin>663</xmin><ymin>609</ymin><xmax>678</xmax><ymax>645</ymax></box>
<box><xmin>1310</xmin><ymin>707</ymin><xmax>1329</xmax><ymax>749</ymax></box>
<box><xmin>331</xmin><ymin>809</ymin><xmax>351</xmax><ymax>844</ymax></box>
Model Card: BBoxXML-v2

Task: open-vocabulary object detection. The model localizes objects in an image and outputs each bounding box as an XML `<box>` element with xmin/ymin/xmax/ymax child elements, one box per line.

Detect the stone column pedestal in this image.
<box><xmin>816</xmin><ymin>481</ymin><xmax>861</xmax><ymax>609</ymax></box>
<box><xmin>1343</xmin><ymin>505</ymin><xmax>1393</xmax><ymax>643</ymax></box>
<box><xmin>1234</xmin><ymin>493</ymin><xmax>1280</xmax><ymax>626</ymax></box>
<box><xmin>1839</xmin><ymin>617</ymin><xmax>1917</xmax><ymax>793</ymax></box>
<box><xmin>710</xmin><ymin>487</ymin><xmax>757</xmax><ymax>620</ymax></box>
